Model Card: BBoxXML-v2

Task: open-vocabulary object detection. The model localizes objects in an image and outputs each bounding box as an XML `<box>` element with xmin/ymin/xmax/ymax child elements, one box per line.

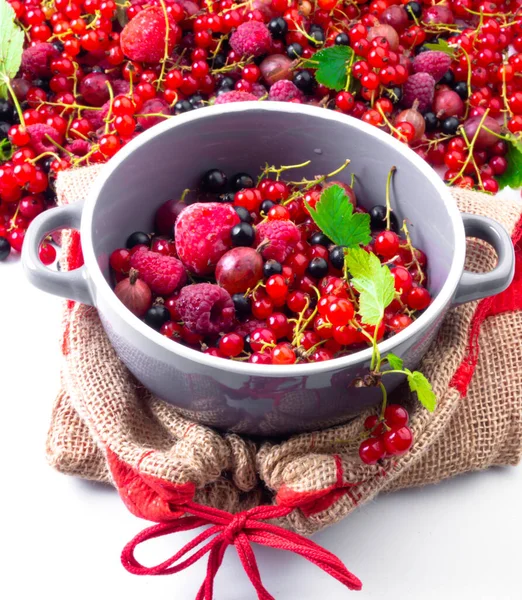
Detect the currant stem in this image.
<box><xmin>156</xmin><ymin>0</ymin><xmax>170</xmax><ymax>91</ymax></box>
<box><xmin>6</xmin><ymin>79</ymin><xmax>25</xmax><ymax>128</ymax></box>
<box><xmin>401</xmin><ymin>220</ymin><xmax>424</xmax><ymax>285</ymax></box>
<box><xmin>385</xmin><ymin>166</ymin><xmax>396</xmax><ymax>231</ymax></box>
<box><xmin>449</xmin><ymin>109</ymin><xmax>490</xmax><ymax>184</ymax></box>
<box><xmin>378</xmin><ymin>382</ymin><xmax>388</xmax><ymax>421</ymax></box>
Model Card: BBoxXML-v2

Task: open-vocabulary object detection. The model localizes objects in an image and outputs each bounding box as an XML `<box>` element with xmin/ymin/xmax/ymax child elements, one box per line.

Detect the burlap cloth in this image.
<box><xmin>45</xmin><ymin>165</ymin><xmax>522</xmax><ymax>591</ymax></box>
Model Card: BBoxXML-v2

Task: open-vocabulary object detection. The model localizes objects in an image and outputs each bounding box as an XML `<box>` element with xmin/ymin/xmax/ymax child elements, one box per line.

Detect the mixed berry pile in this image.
<box><xmin>109</xmin><ymin>163</ymin><xmax>432</xmax><ymax>366</ymax></box>
<box><xmin>1</xmin><ymin>0</ymin><xmax>522</xmax><ymax>264</ymax></box>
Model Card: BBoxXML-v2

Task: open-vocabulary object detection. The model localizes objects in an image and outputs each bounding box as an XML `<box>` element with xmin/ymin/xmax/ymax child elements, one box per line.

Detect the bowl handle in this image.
<box><xmin>22</xmin><ymin>202</ymin><xmax>94</xmax><ymax>306</ymax></box>
<box><xmin>453</xmin><ymin>213</ymin><xmax>515</xmax><ymax>305</ymax></box>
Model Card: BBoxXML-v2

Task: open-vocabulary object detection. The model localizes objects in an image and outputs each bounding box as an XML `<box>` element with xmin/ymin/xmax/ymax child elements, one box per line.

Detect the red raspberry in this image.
<box><xmin>412</xmin><ymin>51</ymin><xmax>452</xmax><ymax>83</ymax></box>
<box><xmin>234</xmin><ymin>318</ymin><xmax>267</xmax><ymax>338</ymax></box>
<box><xmin>129</xmin><ymin>248</ymin><xmax>187</xmax><ymax>295</ymax></box>
<box><xmin>251</xmin><ymin>83</ymin><xmax>268</xmax><ymax>98</ymax></box>
<box><xmin>268</xmin><ymin>80</ymin><xmax>304</xmax><ymax>102</ymax></box>
<box><xmin>65</xmin><ymin>139</ymin><xmax>90</xmax><ymax>156</ymax></box>
<box><xmin>176</xmin><ymin>283</ymin><xmax>235</xmax><ymax>335</ymax></box>
<box><xmin>255</xmin><ymin>219</ymin><xmax>300</xmax><ymax>263</ymax></box>
<box><xmin>21</xmin><ymin>43</ymin><xmax>59</xmax><ymax>78</ymax></box>
<box><xmin>229</xmin><ymin>21</ymin><xmax>272</xmax><ymax>58</ymax></box>
<box><xmin>402</xmin><ymin>73</ymin><xmax>436</xmax><ymax>113</ymax></box>
<box><xmin>214</xmin><ymin>91</ymin><xmax>258</xmax><ymax>105</ymax></box>
<box><xmin>26</xmin><ymin>124</ymin><xmax>61</xmax><ymax>155</ymax></box>
<box><xmin>175</xmin><ymin>202</ymin><xmax>240</xmax><ymax>276</ymax></box>
<box><xmin>120</xmin><ymin>6</ymin><xmax>179</xmax><ymax>64</ymax></box>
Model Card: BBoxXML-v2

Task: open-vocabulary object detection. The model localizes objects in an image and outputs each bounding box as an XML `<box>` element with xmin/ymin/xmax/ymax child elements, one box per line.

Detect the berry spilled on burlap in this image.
<box><xmin>46</xmin><ymin>164</ymin><xmax>522</xmax><ymax>595</ymax></box>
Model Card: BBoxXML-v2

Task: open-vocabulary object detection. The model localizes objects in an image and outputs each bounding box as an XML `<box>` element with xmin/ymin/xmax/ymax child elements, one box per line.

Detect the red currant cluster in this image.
<box><xmin>1</xmin><ymin>0</ymin><xmax>520</xmax><ymax>265</ymax></box>
<box><xmin>109</xmin><ymin>163</ymin><xmax>432</xmax><ymax>365</ymax></box>
<box><xmin>359</xmin><ymin>403</ymin><xmax>413</xmax><ymax>464</ymax></box>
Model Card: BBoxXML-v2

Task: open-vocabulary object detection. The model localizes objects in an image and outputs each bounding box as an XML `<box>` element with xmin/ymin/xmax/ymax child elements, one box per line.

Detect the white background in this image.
<box><xmin>1</xmin><ymin>212</ymin><xmax>521</xmax><ymax>600</ymax></box>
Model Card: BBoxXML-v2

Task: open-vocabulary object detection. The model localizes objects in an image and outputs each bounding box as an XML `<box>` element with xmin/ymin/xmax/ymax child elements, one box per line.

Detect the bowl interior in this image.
<box><xmin>90</xmin><ymin>105</ymin><xmax>456</xmax><ymax>303</ymax></box>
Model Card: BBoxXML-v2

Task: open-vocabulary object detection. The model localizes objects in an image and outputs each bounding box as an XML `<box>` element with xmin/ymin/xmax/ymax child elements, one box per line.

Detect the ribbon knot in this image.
<box><xmin>121</xmin><ymin>500</ymin><xmax>362</xmax><ymax>599</ymax></box>
<box><xmin>222</xmin><ymin>512</ymin><xmax>248</xmax><ymax>545</ymax></box>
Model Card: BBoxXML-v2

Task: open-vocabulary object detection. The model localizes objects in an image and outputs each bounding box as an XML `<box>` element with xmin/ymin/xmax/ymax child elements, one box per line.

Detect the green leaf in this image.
<box><xmin>0</xmin><ymin>138</ymin><xmax>13</xmax><ymax>161</ymax></box>
<box><xmin>497</xmin><ymin>137</ymin><xmax>522</xmax><ymax>190</ymax></box>
<box><xmin>0</xmin><ymin>0</ymin><xmax>24</xmax><ymax>100</ymax></box>
<box><xmin>386</xmin><ymin>353</ymin><xmax>404</xmax><ymax>371</ymax></box>
<box><xmin>305</xmin><ymin>184</ymin><xmax>371</xmax><ymax>249</ymax></box>
<box><xmin>303</xmin><ymin>46</ymin><xmax>354</xmax><ymax>92</ymax></box>
<box><xmin>407</xmin><ymin>371</ymin><xmax>437</xmax><ymax>412</ymax></box>
<box><xmin>424</xmin><ymin>39</ymin><xmax>456</xmax><ymax>58</ymax></box>
<box><xmin>346</xmin><ymin>247</ymin><xmax>395</xmax><ymax>326</ymax></box>
<box><xmin>116</xmin><ymin>0</ymin><xmax>128</xmax><ymax>27</ymax></box>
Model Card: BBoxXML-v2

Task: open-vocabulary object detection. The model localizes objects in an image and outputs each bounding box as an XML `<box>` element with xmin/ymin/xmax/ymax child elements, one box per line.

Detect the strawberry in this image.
<box><xmin>120</xmin><ymin>7</ymin><xmax>180</xmax><ymax>64</ymax></box>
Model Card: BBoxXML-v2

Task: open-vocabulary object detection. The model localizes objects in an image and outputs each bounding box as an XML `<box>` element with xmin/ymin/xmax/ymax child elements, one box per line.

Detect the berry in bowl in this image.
<box><xmin>110</xmin><ymin>162</ymin><xmax>432</xmax><ymax>367</ymax></box>
<box><xmin>22</xmin><ymin>103</ymin><xmax>514</xmax><ymax>435</ymax></box>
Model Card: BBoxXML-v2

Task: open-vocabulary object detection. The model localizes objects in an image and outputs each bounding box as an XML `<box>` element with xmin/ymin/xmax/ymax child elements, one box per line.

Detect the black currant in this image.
<box><xmin>126</xmin><ymin>231</ymin><xmax>150</xmax><ymax>249</ymax></box>
<box><xmin>309</xmin><ymin>232</ymin><xmax>331</xmax><ymax>246</ymax></box>
<box><xmin>42</xmin><ymin>156</ymin><xmax>54</xmax><ymax>173</ymax></box>
<box><xmin>230</xmin><ymin>172</ymin><xmax>255</xmax><ymax>191</ymax></box>
<box><xmin>441</xmin><ymin>116</ymin><xmax>460</xmax><ymax>135</ymax></box>
<box><xmin>52</xmin><ymin>40</ymin><xmax>65</xmax><ymax>53</ymax></box>
<box><xmin>287</xmin><ymin>43</ymin><xmax>303</xmax><ymax>58</ymax></box>
<box><xmin>232</xmin><ymin>293</ymin><xmax>251</xmax><ymax>316</ymax></box>
<box><xmin>384</xmin><ymin>86</ymin><xmax>402</xmax><ymax>104</ymax></box>
<box><xmin>231</xmin><ymin>222</ymin><xmax>256</xmax><ymax>246</ymax></box>
<box><xmin>189</xmin><ymin>94</ymin><xmax>204</xmax><ymax>108</ymax></box>
<box><xmin>405</xmin><ymin>2</ymin><xmax>422</xmax><ymax>19</ymax></box>
<box><xmin>369</xmin><ymin>205</ymin><xmax>399</xmax><ymax>232</ymax></box>
<box><xmin>144</xmin><ymin>305</ymin><xmax>171</xmax><ymax>330</ymax></box>
<box><xmin>293</xmin><ymin>70</ymin><xmax>315</xmax><ymax>93</ymax></box>
<box><xmin>307</xmin><ymin>257</ymin><xmax>329</xmax><ymax>279</ymax></box>
<box><xmin>260</xmin><ymin>199</ymin><xmax>275</xmax><ymax>215</ymax></box>
<box><xmin>0</xmin><ymin>122</ymin><xmax>11</xmax><ymax>139</ymax></box>
<box><xmin>335</xmin><ymin>32</ymin><xmax>350</xmax><ymax>46</ymax></box>
<box><xmin>329</xmin><ymin>246</ymin><xmax>346</xmax><ymax>270</ymax></box>
<box><xmin>424</xmin><ymin>112</ymin><xmax>440</xmax><ymax>132</ymax></box>
<box><xmin>216</xmin><ymin>87</ymin><xmax>233</xmax><ymax>96</ymax></box>
<box><xmin>415</xmin><ymin>44</ymin><xmax>430</xmax><ymax>55</ymax></box>
<box><xmin>174</xmin><ymin>100</ymin><xmax>194</xmax><ymax>114</ymax></box>
<box><xmin>0</xmin><ymin>236</ymin><xmax>11</xmax><ymax>261</ymax></box>
<box><xmin>309</xmin><ymin>30</ymin><xmax>325</xmax><ymax>47</ymax></box>
<box><xmin>244</xmin><ymin>334</ymin><xmax>252</xmax><ymax>353</ymax></box>
<box><xmin>268</xmin><ymin>17</ymin><xmax>288</xmax><ymax>39</ymax></box>
<box><xmin>453</xmin><ymin>81</ymin><xmax>468</xmax><ymax>100</ymax></box>
<box><xmin>213</xmin><ymin>53</ymin><xmax>227</xmax><ymax>69</ymax></box>
<box><xmin>201</xmin><ymin>168</ymin><xmax>228</xmax><ymax>193</ymax></box>
<box><xmin>309</xmin><ymin>24</ymin><xmax>323</xmax><ymax>34</ymax></box>
<box><xmin>219</xmin><ymin>76</ymin><xmax>235</xmax><ymax>89</ymax></box>
<box><xmin>218</xmin><ymin>192</ymin><xmax>235</xmax><ymax>203</ymax></box>
<box><xmin>234</xmin><ymin>206</ymin><xmax>252</xmax><ymax>223</ymax></box>
<box><xmin>32</xmin><ymin>78</ymin><xmax>50</xmax><ymax>92</ymax></box>
<box><xmin>0</xmin><ymin>100</ymin><xmax>14</xmax><ymax>122</ymax></box>
<box><xmin>440</xmin><ymin>70</ymin><xmax>455</xmax><ymax>86</ymax></box>
<box><xmin>263</xmin><ymin>259</ymin><xmax>283</xmax><ymax>278</ymax></box>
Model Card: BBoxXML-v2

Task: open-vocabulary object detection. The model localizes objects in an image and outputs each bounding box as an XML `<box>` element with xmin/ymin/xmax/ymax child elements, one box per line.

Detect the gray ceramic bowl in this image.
<box><xmin>22</xmin><ymin>103</ymin><xmax>515</xmax><ymax>436</ymax></box>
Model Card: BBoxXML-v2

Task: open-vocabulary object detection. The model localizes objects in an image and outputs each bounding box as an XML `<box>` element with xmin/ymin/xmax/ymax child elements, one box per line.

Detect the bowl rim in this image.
<box><xmin>82</xmin><ymin>102</ymin><xmax>465</xmax><ymax>377</ymax></box>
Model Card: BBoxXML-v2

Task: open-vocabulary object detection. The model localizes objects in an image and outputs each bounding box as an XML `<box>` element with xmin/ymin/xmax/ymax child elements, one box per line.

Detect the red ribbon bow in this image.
<box><xmin>121</xmin><ymin>501</ymin><xmax>362</xmax><ymax>599</ymax></box>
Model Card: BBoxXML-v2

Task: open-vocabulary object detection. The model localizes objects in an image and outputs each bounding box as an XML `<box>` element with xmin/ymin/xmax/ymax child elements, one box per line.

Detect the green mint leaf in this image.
<box><xmin>303</xmin><ymin>46</ymin><xmax>354</xmax><ymax>92</ymax></box>
<box><xmin>407</xmin><ymin>371</ymin><xmax>437</xmax><ymax>412</ymax></box>
<box><xmin>116</xmin><ymin>0</ymin><xmax>129</xmax><ymax>27</ymax></box>
<box><xmin>346</xmin><ymin>247</ymin><xmax>395</xmax><ymax>326</ymax></box>
<box><xmin>424</xmin><ymin>40</ymin><xmax>456</xmax><ymax>58</ymax></box>
<box><xmin>386</xmin><ymin>353</ymin><xmax>404</xmax><ymax>371</ymax></box>
<box><xmin>0</xmin><ymin>138</ymin><xmax>13</xmax><ymax>161</ymax></box>
<box><xmin>305</xmin><ymin>184</ymin><xmax>371</xmax><ymax>249</ymax></box>
<box><xmin>0</xmin><ymin>0</ymin><xmax>24</xmax><ymax>100</ymax></box>
<box><xmin>497</xmin><ymin>137</ymin><xmax>522</xmax><ymax>190</ymax></box>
